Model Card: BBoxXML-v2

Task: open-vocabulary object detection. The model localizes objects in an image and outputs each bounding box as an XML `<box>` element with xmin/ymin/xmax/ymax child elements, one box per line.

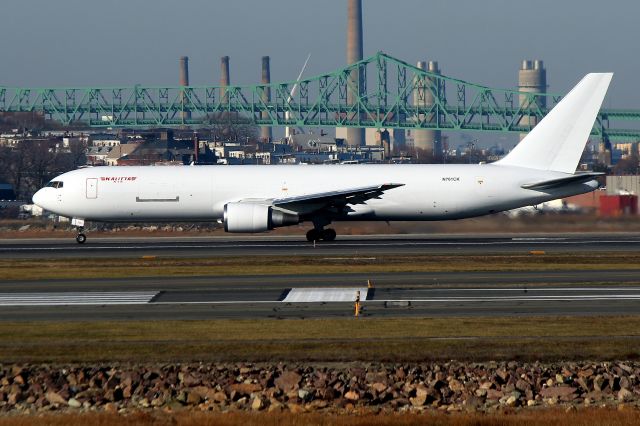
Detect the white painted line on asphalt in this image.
<box><xmin>511</xmin><ymin>237</ymin><xmax>568</xmax><ymax>241</ymax></box>
<box><xmin>283</xmin><ymin>287</ymin><xmax>369</xmax><ymax>303</ymax></box>
<box><xmin>7</xmin><ymin>288</ymin><xmax>637</xmax><ymax>307</ymax></box>
<box><xmin>152</xmin><ymin>287</ymin><xmax>640</xmax><ymax>305</ymax></box>
<box><xmin>372</xmin><ymin>295</ymin><xmax>640</xmax><ymax>302</ymax></box>
<box><xmin>417</xmin><ymin>287</ymin><xmax>640</xmax><ymax>292</ymax></box>
<box><xmin>152</xmin><ymin>294</ymin><xmax>640</xmax><ymax>305</ymax></box>
<box><xmin>3</xmin><ymin>239</ymin><xmax>640</xmax><ymax>251</ymax></box>
<box><xmin>0</xmin><ymin>291</ymin><xmax>159</xmax><ymax>306</ymax></box>
<box><xmin>322</xmin><ymin>257</ymin><xmax>377</xmax><ymax>260</ymax></box>
<box><xmin>152</xmin><ymin>300</ymin><xmax>291</xmax><ymax>305</ymax></box>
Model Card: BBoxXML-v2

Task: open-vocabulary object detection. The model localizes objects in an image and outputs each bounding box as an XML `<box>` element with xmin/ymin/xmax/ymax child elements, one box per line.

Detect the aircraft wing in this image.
<box><xmin>521</xmin><ymin>172</ymin><xmax>604</xmax><ymax>190</ymax></box>
<box><xmin>271</xmin><ymin>183</ymin><xmax>404</xmax><ymax>214</ymax></box>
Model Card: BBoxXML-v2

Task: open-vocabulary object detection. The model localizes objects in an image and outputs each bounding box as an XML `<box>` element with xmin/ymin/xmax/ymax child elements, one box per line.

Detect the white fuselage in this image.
<box><xmin>33</xmin><ymin>164</ymin><xmax>598</xmax><ymax>225</ymax></box>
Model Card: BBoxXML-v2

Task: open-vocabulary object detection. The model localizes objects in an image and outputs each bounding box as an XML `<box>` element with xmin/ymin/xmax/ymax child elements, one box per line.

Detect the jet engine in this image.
<box><xmin>223</xmin><ymin>202</ymin><xmax>299</xmax><ymax>233</ymax></box>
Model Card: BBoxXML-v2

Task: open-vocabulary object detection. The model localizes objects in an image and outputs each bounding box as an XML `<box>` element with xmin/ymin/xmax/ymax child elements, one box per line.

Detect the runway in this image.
<box><xmin>0</xmin><ymin>269</ymin><xmax>639</xmax><ymax>320</ymax></box>
<box><xmin>1</xmin><ymin>233</ymin><xmax>640</xmax><ymax>259</ymax></box>
<box><xmin>1</xmin><ymin>233</ymin><xmax>639</xmax><ymax>320</ymax></box>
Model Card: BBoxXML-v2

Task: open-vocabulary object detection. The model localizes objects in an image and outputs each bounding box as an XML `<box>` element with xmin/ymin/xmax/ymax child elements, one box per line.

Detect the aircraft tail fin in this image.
<box><xmin>496</xmin><ymin>73</ymin><xmax>613</xmax><ymax>174</ymax></box>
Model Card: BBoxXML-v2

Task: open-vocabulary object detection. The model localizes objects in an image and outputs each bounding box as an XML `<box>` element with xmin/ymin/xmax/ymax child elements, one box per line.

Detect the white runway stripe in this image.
<box><xmin>0</xmin><ymin>291</ymin><xmax>158</xmax><ymax>306</ymax></box>
<box><xmin>283</xmin><ymin>287</ymin><xmax>369</xmax><ymax>303</ymax></box>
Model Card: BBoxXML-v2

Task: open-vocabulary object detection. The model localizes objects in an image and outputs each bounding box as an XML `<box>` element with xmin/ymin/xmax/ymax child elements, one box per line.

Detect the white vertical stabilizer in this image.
<box><xmin>496</xmin><ymin>73</ymin><xmax>613</xmax><ymax>173</ymax></box>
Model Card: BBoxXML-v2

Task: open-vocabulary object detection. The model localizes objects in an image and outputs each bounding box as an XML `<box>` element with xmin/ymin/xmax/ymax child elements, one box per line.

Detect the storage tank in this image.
<box><xmin>518</xmin><ymin>59</ymin><xmax>547</xmax><ymax>139</ymax></box>
<box><xmin>412</xmin><ymin>61</ymin><xmax>442</xmax><ymax>161</ymax></box>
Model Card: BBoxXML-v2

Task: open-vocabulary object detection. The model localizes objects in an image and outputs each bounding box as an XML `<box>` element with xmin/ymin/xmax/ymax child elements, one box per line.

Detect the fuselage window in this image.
<box><xmin>46</xmin><ymin>181</ymin><xmax>64</xmax><ymax>189</ymax></box>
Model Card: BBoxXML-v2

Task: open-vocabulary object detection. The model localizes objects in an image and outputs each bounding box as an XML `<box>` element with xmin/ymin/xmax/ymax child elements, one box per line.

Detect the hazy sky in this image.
<box><xmin>1</xmin><ymin>0</ymin><xmax>638</xmax><ymax>117</ymax></box>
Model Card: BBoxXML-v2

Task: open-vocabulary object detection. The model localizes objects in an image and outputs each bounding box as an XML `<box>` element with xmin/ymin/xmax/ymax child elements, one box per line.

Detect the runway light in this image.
<box><xmin>529</xmin><ymin>251</ymin><xmax>546</xmax><ymax>256</ymax></box>
<box><xmin>141</xmin><ymin>255</ymin><xmax>157</xmax><ymax>260</ymax></box>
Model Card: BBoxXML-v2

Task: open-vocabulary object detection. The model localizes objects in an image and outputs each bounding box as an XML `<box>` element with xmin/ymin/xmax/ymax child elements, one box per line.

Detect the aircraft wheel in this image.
<box><xmin>306</xmin><ymin>229</ymin><xmax>321</xmax><ymax>242</ymax></box>
<box><xmin>76</xmin><ymin>233</ymin><xmax>87</xmax><ymax>244</ymax></box>
<box><xmin>322</xmin><ymin>228</ymin><xmax>337</xmax><ymax>242</ymax></box>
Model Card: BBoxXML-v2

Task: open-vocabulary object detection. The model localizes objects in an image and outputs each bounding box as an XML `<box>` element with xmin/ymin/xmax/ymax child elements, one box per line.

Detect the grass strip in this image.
<box><xmin>0</xmin><ymin>316</ymin><xmax>639</xmax><ymax>363</ymax></box>
<box><xmin>2</xmin><ymin>253</ymin><xmax>640</xmax><ymax>281</ymax></box>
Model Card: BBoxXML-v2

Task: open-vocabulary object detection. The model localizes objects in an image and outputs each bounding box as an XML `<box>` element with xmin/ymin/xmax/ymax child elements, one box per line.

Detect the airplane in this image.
<box><xmin>32</xmin><ymin>73</ymin><xmax>612</xmax><ymax>244</ymax></box>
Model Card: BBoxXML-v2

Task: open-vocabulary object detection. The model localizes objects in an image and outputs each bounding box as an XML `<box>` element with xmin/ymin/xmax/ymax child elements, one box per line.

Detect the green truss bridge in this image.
<box><xmin>1</xmin><ymin>52</ymin><xmax>639</xmax><ymax>141</ymax></box>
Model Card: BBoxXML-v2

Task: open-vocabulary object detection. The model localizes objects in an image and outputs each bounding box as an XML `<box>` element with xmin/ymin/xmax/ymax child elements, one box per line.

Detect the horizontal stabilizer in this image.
<box><xmin>521</xmin><ymin>172</ymin><xmax>603</xmax><ymax>190</ymax></box>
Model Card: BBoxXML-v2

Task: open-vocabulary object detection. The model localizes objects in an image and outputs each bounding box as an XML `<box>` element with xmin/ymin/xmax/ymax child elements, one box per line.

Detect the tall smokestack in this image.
<box><xmin>347</xmin><ymin>0</ymin><xmax>363</xmax><ymax>65</ymax></box>
<box><xmin>412</xmin><ymin>61</ymin><xmax>429</xmax><ymax>152</ymax></box>
<box><xmin>220</xmin><ymin>56</ymin><xmax>230</xmax><ymax>105</ymax></box>
<box><xmin>179</xmin><ymin>56</ymin><xmax>190</xmax><ymax>121</ymax></box>
<box><xmin>426</xmin><ymin>61</ymin><xmax>442</xmax><ymax>162</ymax></box>
<box><xmin>346</xmin><ymin>0</ymin><xmax>364</xmax><ymax>146</ymax></box>
<box><xmin>261</xmin><ymin>56</ymin><xmax>272</xmax><ymax>142</ymax></box>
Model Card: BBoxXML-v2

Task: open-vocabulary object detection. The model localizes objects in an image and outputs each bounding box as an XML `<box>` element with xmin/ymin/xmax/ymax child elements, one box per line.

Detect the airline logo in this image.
<box><xmin>100</xmin><ymin>176</ymin><xmax>137</xmax><ymax>182</ymax></box>
<box><xmin>441</xmin><ymin>177</ymin><xmax>460</xmax><ymax>182</ymax></box>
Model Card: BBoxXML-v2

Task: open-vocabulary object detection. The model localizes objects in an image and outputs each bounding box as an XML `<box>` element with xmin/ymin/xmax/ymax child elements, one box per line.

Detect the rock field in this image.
<box><xmin>0</xmin><ymin>361</ymin><xmax>639</xmax><ymax>414</ymax></box>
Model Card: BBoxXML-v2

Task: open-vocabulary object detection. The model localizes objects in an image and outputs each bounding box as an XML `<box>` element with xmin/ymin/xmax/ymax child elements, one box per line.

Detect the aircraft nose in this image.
<box><xmin>32</xmin><ymin>189</ymin><xmax>46</xmax><ymax>208</ymax></box>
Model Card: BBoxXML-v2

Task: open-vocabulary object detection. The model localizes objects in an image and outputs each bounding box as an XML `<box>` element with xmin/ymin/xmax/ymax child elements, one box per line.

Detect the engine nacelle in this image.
<box><xmin>223</xmin><ymin>202</ymin><xmax>299</xmax><ymax>233</ymax></box>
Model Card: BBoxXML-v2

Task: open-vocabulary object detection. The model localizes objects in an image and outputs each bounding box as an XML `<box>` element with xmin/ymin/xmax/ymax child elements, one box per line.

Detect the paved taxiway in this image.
<box><xmin>0</xmin><ymin>269</ymin><xmax>638</xmax><ymax>321</ymax></box>
<box><xmin>1</xmin><ymin>233</ymin><xmax>638</xmax><ymax>320</ymax></box>
<box><xmin>1</xmin><ymin>233</ymin><xmax>639</xmax><ymax>259</ymax></box>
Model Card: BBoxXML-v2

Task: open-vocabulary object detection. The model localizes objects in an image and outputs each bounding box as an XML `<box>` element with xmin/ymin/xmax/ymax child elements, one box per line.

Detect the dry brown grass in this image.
<box><xmin>0</xmin><ymin>316</ymin><xmax>640</xmax><ymax>363</ymax></box>
<box><xmin>1</xmin><ymin>409</ymin><xmax>640</xmax><ymax>426</ymax></box>
<box><xmin>2</xmin><ymin>253</ymin><xmax>640</xmax><ymax>281</ymax></box>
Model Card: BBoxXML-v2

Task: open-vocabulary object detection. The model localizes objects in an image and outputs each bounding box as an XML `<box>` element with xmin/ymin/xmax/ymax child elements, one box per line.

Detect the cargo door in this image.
<box><xmin>136</xmin><ymin>181</ymin><xmax>179</xmax><ymax>203</ymax></box>
<box><xmin>86</xmin><ymin>178</ymin><xmax>98</xmax><ymax>199</ymax></box>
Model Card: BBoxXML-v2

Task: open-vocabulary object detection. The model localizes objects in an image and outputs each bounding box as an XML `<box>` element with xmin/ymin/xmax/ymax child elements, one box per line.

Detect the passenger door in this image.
<box><xmin>86</xmin><ymin>178</ymin><xmax>98</xmax><ymax>199</ymax></box>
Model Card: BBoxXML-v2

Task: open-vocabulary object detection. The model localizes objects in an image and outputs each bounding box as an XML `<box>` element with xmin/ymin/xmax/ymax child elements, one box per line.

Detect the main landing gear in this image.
<box><xmin>306</xmin><ymin>228</ymin><xmax>337</xmax><ymax>242</ymax></box>
<box><xmin>75</xmin><ymin>227</ymin><xmax>87</xmax><ymax>244</ymax></box>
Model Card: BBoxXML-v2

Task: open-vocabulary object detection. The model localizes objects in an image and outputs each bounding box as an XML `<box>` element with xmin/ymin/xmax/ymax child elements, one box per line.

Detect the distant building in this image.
<box><xmin>0</xmin><ymin>133</ymin><xmax>20</xmax><ymax>147</ymax></box>
<box><xmin>115</xmin><ymin>138</ymin><xmax>215</xmax><ymax>166</ymax></box>
<box><xmin>61</xmin><ymin>136</ymin><xmax>84</xmax><ymax>149</ymax></box>
<box><xmin>90</xmin><ymin>133</ymin><xmax>121</xmax><ymax>147</ymax></box>
<box><xmin>254</xmin><ymin>152</ymin><xmax>272</xmax><ymax>165</ymax></box>
<box><xmin>0</xmin><ymin>183</ymin><xmax>16</xmax><ymax>201</ymax></box>
<box><xmin>604</xmin><ymin>175</ymin><xmax>640</xmax><ymax>213</ymax></box>
<box><xmin>289</xmin><ymin>132</ymin><xmax>338</xmax><ymax>151</ymax></box>
<box><xmin>86</xmin><ymin>146</ymin><xmax>112</xmax><ymax>165</ymax></box>
<box><xmin>105</xmin><ymin>144</ymin><xmax>138</xmax><ymax>166</ymax></box>
<box><xmin>613</xmin><ymin>142</ymin><xmax>640</xmax><ymax>160</ymax></box>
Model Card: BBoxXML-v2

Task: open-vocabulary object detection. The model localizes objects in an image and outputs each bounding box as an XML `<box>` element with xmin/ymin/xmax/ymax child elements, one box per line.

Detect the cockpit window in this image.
<box><xmin>46</xmin><ymin>181</ymin><xmax>64</xmax><ymax>189</ymax></box>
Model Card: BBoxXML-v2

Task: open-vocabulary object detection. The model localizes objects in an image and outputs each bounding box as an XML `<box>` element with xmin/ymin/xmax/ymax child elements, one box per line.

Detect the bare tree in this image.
<box><xmin>25</xmin><ymin>140</ymin><xmax>58</xmax><ymax>193</ymax></box>
<box><xmin>0</xmin><ymin>144</ymin><xmax>28</xmax><ymax>200</ymax></box>
<box><xmin>61</xmin><ymin>139</ymin><xmax>87</xmax><ymax>170</ymax></box>
<box><xmin>613</xmin><ymin>157</ymin><xmax>640</xmax><ymax>175</ymax></box>
<box><xmin>0</xmin><ymin>140</ymin><xmax>74</xmax><ymax>200</ymax></box>
<box><xmin>205</xmin><ymin>112</ymin><xmax>258</xmax><ymax>143</ymax></box>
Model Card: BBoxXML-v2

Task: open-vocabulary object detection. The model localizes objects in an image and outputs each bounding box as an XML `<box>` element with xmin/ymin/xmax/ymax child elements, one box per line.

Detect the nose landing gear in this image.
<box><xmin>71</xmin><ymin>218</ymin><xmax>87</xmax><ymax>244</ymax></box>
<box><xmin>75</xmin><ymin>227</ymin><xmax>87</xmax><ymax>244</ymax></box>
<box><xmin>306</xmin><ymin>228</ymin><xmax>337</xmax><ymax>242</ymax></box>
